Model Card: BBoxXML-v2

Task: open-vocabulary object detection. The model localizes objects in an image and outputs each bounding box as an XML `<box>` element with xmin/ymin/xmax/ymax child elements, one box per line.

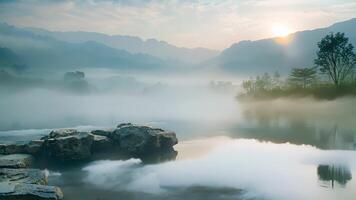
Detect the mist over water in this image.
<box><xmin>0</xmin><ymin>70</ymin><xmax>241</xmax><ymax>135</ymax></box>
<box><xmin>2</xmin><ymin>69</ymin><xmax>356</xmax><ymax>200</ymax></box>
<box><xmin>82</xmin><ymin>138</ymin><xmax>356</xmax><ymax>200</ymax></box>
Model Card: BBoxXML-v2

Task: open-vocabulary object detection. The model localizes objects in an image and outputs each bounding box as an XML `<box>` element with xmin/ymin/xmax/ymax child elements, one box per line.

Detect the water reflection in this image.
<box><xmin>317</xmin><ymin>164</ymin><xmax>352</xmax><ymax>188</ymax></box>
<box><xmin>77</xmin><ymin>138</ymin><xmax>356</xmax><ymax>200</ymax></box>
<box><xmin>234</xmin><ymin>99</ymin><xmax>356</xmax><ymax>150</ymax></box>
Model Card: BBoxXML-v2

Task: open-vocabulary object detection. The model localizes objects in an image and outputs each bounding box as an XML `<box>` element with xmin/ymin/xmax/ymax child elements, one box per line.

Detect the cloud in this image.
<box><xmin>0</xmin><ymin>0</ymin><xmax>355</xmax><ymax>49</ymax></box>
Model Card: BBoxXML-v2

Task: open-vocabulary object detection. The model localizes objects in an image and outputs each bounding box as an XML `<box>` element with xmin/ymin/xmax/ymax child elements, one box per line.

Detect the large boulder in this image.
<box><xmin>42</xmin><ymin>130</ymin><xmax>94</xmax><ymax>162</ymax></box>
<box><xmin>0</xmin><ymin>183</ymin><xmax>63</xmax><ymax>200</ymax></box>
<box><xmin>111</xmin><ymin>123</ymin><xmax>178</xmax><ymax>159</ymax></box>
<box><xmin>0</xmin><ymin>154</ymin><xmax>34</xmax><ymax>168</ymax></box>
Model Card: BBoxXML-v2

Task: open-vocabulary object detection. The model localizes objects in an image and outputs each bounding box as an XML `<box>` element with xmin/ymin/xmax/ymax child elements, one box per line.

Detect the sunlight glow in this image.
<box><xmin>272</xmin><ymin>25</ymin><xmax>291</xmax><ymax>37</ymax></box>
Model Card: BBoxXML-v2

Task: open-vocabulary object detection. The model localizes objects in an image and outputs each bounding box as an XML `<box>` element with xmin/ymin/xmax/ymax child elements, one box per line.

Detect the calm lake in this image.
<box><xmin>1</xmin><ymin>84</ymin><xmax>356</xmax><ymax>200</ymax></box>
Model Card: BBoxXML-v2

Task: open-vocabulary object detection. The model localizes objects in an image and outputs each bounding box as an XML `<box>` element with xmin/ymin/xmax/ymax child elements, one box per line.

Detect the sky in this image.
<box><xmin>0</xmin><ymin>0</ymin><xmax>356</xmax><ymax>50</ymax></box>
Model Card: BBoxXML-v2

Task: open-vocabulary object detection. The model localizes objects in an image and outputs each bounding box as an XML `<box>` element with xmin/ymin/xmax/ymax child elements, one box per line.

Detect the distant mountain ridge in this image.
<box><xmin>217</xmin><ymin>18</ymin><xmax>356</xmax><ymax>75</ymax></box>
<box><xmin>0</xmin><ymin>23</ymin><xmax>169</xmax><ymax>71</ymax></box>
<box><xmin>24</xmin><ymin>27</ymin><xmax>219</xmax><ymax>64</ymax></box>
<box><xmin>1</xmin><ymin>18</ymin><xmax>356</xmax><ymax>75</ymax></box>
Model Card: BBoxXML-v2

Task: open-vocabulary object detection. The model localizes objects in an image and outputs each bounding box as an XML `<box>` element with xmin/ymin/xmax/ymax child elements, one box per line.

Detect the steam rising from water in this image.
<box><xmin>82</xmin><ymin>138</ymin><xmax>356</xmax><ymax>200</ymax></box>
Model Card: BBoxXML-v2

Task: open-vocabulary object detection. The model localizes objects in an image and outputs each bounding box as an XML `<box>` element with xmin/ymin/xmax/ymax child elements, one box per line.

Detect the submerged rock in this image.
<box><xmin>0</xmin><ymin>183</ymin><xmax>63</xmax><ymax>200</ymax></box>
<box><xmin>0</xmin><ymin>154</ymin><xmax>34</xmax><ymax>168</ymax></box>
<box><xmin>42</xmin><ymin>130</ymin><xmax>94</xmax><ymax>162</ymax></box>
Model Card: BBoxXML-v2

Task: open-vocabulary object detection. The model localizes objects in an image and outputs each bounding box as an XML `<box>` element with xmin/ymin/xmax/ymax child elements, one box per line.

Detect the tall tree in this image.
<box><xmin>289</xmin><ymin>67</ymin><xmax>317</xmax><ymax>88</ymax></box>
<box><xmin>314</xmin><ymin>32</ymin><xmax>356</xmax><ymax>86</ymax></box>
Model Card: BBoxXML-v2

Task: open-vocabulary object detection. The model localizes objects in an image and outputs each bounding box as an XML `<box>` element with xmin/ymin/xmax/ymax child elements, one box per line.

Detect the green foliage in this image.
<box><xmin>315</xmin><ymin>32</ymin><xmax>356</xmax><ymax>86</ymax></box>
<box><xmin>242</xmin><ymin>72</ymin><xmax>281</xmax><ymax>95</ymax></box>
<box><xmin>288</xmin><ymin>67</ymin><xmax>317</xmax><ymax>88</ymax></box>
<box><xmin>238</xmin><ymin>32</ymin><xmax>356</xmax><ymax>101</ymax></box>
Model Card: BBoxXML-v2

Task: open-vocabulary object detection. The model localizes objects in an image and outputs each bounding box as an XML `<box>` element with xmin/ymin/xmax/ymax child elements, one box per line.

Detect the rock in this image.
<box><xmin>42</xmin><ymin>130</ymin><xmax>94</xmax><ymax>162</ymax></box>
<box><xmin>0</xmin><ymin>168</ymin><xmax>63</xmax><ymax>199</ymax></box>
<box><xmin>0</xmin><ymin>183</ymin><xmax>63</xmax><ymax>200</ymax></box>
<box><xmin>24</xmin><ymin>140</ymin><xmax>44</xmax><ymax>155</ymax></box>
<box><xmin>41</xmin><ymin>129</ymin><xmax>78</xmax><ymax>140</ymax></box>
<box><xmin>0</xmin><ymin>154</ymin><xmax>34</xmax><ymax>168</ymax></box>
<box><xmin>111</xmin><ymin>124</ymin><xmax>178</xmax><ymax>158</ymax></box>
<box><xmin>91</xmin><ymin>129</ymin><xmax>112</xmax><ymax>137</ymax></box>
<box><xmin>0</xmin><ymin>144</ymin><xmax>25</xmax><ymax>155</ymax></box>
<box><xmin>117</xmin><ymin>123</ymin><xmax>133</xmax><ymax>128</ymax></box>
<box><xmin>0</xmin><ymin>168</ymin><xmax>47</xmax><ymax>185</ymax></box>
<box><xmin>91</xmin><ymin>134</ymin><xmax>114</xmax><ymax>152</ymax></box>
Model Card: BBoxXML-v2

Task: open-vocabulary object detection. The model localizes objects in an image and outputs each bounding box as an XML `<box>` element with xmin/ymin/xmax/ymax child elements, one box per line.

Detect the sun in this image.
<box><xmin>272</xmin><ymin>25</ymin><xmax>291</xmax><ymax>37</ymax></box>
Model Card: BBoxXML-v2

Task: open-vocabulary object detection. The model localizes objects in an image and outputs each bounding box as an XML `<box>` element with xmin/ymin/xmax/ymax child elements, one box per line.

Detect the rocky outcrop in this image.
<box><xmin>0</xmin><ymin>123</ymin><xmax>179</xmax><ymax>199</ymax></box>
<box><xmin>0</xmin><ymin>154</ymin><xmax>34</xmax><ymax>168</ymax></box>
<box><xmin>0</xmin><ymin>123</ymin><xmax>178</xmax><ymax>163</ymax></box>
<box><xmin>42</xmin><ymin>130</ymin><xmax>94</xmax><ymax>162</ymax></box>
<box><xmin>111</xmin><ymin>123</ymin><xmax>178</xmax><ymax>157</ymax></box>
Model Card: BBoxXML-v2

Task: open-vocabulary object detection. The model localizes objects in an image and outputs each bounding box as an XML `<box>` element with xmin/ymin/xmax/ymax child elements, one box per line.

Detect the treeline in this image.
<box><xmin>239</xmin><ymin>32</ymin><xmax>356</xmax><ymax>100</ymax></box>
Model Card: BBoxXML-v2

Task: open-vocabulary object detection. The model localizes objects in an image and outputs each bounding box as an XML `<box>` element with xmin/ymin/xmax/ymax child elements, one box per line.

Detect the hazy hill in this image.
<box><xmin>0</xmin><ymin>47</ymin><xmax>21</xmax><ymax>67</ymax></box>
<box><xmin>25</xmin><ymin>27</ymin><xmax>219</xmax><ymax>64</ymax></box>
<box><xmin>0</xmin><ymin>23</ymin><xmax>169</xmax><ymax>72</ymax></box>
<box><xmin>218</xmin><ymin>18</ymin><xmax>356</xmax><ymax>75</ymax></box>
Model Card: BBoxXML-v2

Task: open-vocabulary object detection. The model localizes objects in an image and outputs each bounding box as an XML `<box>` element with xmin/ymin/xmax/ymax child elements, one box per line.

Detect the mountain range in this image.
<box><xmin>217</xmin><ymin>18</ymin><xmax>356</xmax><ymax>75</ymax></box>
<box><xmin>25</xmin><ymin>28</ymin><xmax>219</xmax><ymax>64</ymax></box>
<box><xmin>0</xmin><ymin>18</ymin><xmax>355</xmax><ymax>74</ymax></box>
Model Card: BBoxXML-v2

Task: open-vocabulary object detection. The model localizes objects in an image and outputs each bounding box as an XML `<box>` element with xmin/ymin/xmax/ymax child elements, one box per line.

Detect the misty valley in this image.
<box><xmin>1</xmin><ymin>1</ymin><xmax>356</xmax><ymax>200</ymax></box>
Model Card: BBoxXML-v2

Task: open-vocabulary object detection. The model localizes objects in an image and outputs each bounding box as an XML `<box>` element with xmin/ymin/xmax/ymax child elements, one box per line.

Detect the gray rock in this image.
<box><xmin>42</xmin><ymin>130</ymin><xmax>94</xmax><ymax>161</ymax></box>
<box><xmin>0</xmin><ymin>183</ymin><xmax>63</xmax><ymax>200</ymax></box>
<box><xmin>117</xmin><ymin>123</ymin><xmax>133</xmax><ymax>128</ymax></box>
<box><xmin>91</xmin><ymin>129</ymin><xmax>112</xmax><ymax>137</ymax></box>
<box><xmin>91</xmin><ymin>134</ymin><xmax>114</xmax><ymax>152</ymax></box>
<box><xmin>0</xmin><ymin>168</ymin><xmax>47</xmax><ymax>185</ymax></box>
<box><xmin>0</xmin><ymin>144</ymin><xmax>26</xmax><ymax>155</ymax></box>
<box><xmin>0</xmin><ymin>154</ymin><xmax>34</xmax><ymax>168</ymax></box>
<box><xmin>41</xmin><ymin>129</ymin><xmax>78</xmax><ymax>140</ymax></box>
<box><xmin>0</xmin><ymin>168</ymin><xmax>63</xmax><ymax>199</ymax></box>
<box><xmin>24</xmin><ymin>140</ymin><xmax>44</xmax><ymax>155</ymax></box>
<box><xmin>112</xmin><ymin>124</ymin><xmax>178</xmax><ymax>157</ymax></box>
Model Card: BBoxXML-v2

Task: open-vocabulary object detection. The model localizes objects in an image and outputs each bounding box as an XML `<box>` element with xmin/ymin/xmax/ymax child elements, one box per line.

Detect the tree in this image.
<box><xmin>242</xmin><ymin>79</ymin><xmax>255</xmax><ymax>93</ymax></box>
<box><xmin>289</xmin><ymin>67</ymin><xmax>317</xmax><ymax>88</ymax></box>
<box><xmin>315</xmin><ymin>32</ymin><xmax>356</xmax><ymax>86</ymax></box>
<box><xmin>272</xmin><ymin>71</ymin><xmax>281</xmax><ymax>88</ymax></box>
